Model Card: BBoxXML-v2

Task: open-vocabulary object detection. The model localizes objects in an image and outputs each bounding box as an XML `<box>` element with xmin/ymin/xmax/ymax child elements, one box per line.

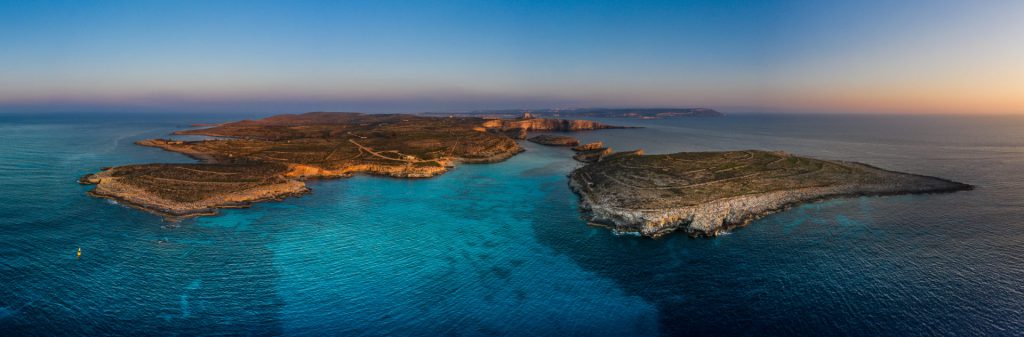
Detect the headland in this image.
<box><xmin>569</xmin><ymin>150</ymin><xmax>973</xmax><ymax>238</ymax></box>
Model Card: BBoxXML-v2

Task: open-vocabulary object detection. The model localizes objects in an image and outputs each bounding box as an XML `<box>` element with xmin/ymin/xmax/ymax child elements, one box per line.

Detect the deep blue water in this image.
<box><xmin>1</xmin><ymin>113</ymin><xmax>1022</xmax><ymax>336</ymax></box>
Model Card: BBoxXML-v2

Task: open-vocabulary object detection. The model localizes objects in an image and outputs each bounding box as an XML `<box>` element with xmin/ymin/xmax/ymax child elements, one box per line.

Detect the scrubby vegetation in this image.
<box><xmin>570</xmin><ymin>150</ymin><xmax>973</xmax><ymax>237</ymax></box>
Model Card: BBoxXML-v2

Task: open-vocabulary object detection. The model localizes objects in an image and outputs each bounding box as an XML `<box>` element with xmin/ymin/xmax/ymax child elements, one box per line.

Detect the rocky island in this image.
<box><xmin>527</xmin><ymin>135</ymin><xmax>580</xmax><ymax>146</ymax></box>
<box><xmin>81</xmin><ymin>112</ymin><xmax>616</xmax><ymax>218</ymax></box>
<box><xmin>569</xmin><ymin>150</ymin><xmax>972</xmax><ymax>238</ymax></box>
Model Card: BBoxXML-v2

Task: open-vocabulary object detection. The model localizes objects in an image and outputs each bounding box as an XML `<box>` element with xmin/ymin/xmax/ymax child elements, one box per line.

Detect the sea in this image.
<box><xmin>0</xmin><ymin>112</ymin><xmax>1022</xmax><ymax>336</ymax></box>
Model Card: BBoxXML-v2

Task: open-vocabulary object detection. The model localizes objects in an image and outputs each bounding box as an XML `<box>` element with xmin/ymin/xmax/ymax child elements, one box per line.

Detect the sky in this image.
<box><xmin>1</xmin><ymin>0</ymin><xmax>1022</xmax><ymax>114</ymax></box>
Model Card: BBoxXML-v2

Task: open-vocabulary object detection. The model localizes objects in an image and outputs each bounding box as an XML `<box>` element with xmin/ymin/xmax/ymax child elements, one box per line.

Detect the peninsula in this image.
<box><xmin>80</xmin><ymin>112</ymin><xmax>616</xmax><ymax>218</ymax></box>
<box><xmin>569</xmin><ymin>150</ymin><xmax>973</xmax><ymax>238</ymax></box>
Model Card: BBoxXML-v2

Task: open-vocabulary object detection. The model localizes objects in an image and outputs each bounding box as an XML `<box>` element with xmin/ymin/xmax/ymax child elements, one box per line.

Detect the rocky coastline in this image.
<box><xmin>481</xmin><ymin>117</ymin><xmax>619</xmax><ymax>133</ymax></box>
<box><xmin>82</xmin><ymin>112</ymin><xmax>609</xmax><ymax>219</ymax></box>
<box><xmin>83</xmin><ymin>111</ymin><xmax>973</xmax><ymax>237</ymax></box>
<box><xmin>568</xmin><ymin>150</ymin><xmax>973</xmax><ymax>238</ymax></box>
<box><xmin>527</xmin><ymin>135</ymin><xmax>580</xmax><ymax>146</ymax></box>
<box><xmin>80</xmin><ymin>163</ymin><xmax>310</xmax><ymax>218</ymax></box>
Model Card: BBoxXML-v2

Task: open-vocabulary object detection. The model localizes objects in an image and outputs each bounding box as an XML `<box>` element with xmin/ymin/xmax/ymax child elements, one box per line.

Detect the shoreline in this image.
<box><xmin>572</xmin><ymin>180</ymin><xmax>973</xmax><ymax>238</ymax></box>
<box><xmin>568</xmin><ymin>150</ymin><xmax>974</xmax><ymax>238</ymax></box>
<box><xmin>81</xmin><ymin>112</ymin><xmax>608</xmax><ymax>219</ymax></box>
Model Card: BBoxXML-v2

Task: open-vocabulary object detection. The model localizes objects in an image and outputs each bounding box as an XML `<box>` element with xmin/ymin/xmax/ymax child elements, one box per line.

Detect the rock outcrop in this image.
<box><xmin>572</xmin><ymin>142</ymin><xmax>604</xmax><ymax>152</ymax></box>
<box><xmin>527</xmin><ymin>135</ymin><xmax>580</xmax><ymax>146</ymax></box>
<box><xmin>572</xmin><ymin>147</ymin><xmax>614</xmax><ymax>163</ymax></box>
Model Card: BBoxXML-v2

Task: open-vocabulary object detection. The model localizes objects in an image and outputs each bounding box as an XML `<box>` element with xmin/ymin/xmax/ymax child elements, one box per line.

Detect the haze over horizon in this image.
<box><xmin>2</xmin><ymin>0</ymin><xmax>1022</xmax><ymax>115</ymax></box>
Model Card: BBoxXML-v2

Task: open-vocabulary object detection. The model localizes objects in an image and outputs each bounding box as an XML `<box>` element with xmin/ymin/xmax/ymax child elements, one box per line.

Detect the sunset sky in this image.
<box><xmin>1</xmin><ymin>0</ymin><xmax>1022</xmax><ymax>114</ymax></box>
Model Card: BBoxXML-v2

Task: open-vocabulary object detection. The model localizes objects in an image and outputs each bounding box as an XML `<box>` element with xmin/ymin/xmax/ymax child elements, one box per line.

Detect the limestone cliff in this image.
<box><xmin>482</xmin><ymin>118</ymin><xmax>619</xmax><ymax>132</ymax></box>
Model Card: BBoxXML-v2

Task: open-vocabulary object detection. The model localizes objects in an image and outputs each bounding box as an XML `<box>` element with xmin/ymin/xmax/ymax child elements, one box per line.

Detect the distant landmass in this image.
<box><xmin>422</xmin><ymin>108</ymin><xmax>723</xmax><ymax>119</ymax></box>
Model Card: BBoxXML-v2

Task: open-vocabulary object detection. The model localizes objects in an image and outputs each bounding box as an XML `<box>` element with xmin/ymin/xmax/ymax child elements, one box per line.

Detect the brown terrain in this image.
<box><xmin>572</xmin><ymin>142</ymin><xmax>616</xmax><ymax>163</ymax></box>
<box><xmin>572</xmin><ymin>141</ymin><xmax>604</xmax><ymax>152</ymax></box>
<box><xmin>527</xmin><ymin>135</ymin><xmax>580</xmax><ymax>146</ymax></box>
<box><xmin>486</xmin><ymin>119</ymin><xmax>621</xmax><ymax>139</ymax></box>
<box><xmin>569</xmin><ymin>150</ymin><xmax>973</xmax><ymax>238</ymax></box>
<box><xmin>82</xmin><ymin>111</ymin><xmax>969</xmax><ymax>238</ymax></box>
<box><xmin>81</xmin><ymin>112</ymin><xmax>615</xmax><ymax>219</ymax></box>
<box><xmin>481</xmin><ymin>117</ymin><xmax>617</xmax><ymax>133</ymax></box>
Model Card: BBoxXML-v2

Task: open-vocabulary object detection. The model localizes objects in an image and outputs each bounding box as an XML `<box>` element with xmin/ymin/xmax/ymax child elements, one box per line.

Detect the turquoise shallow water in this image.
<box><xmin>1</xmin><ymin>113</ymin><xmax>1023</xmax><ymax>336</ymax></box>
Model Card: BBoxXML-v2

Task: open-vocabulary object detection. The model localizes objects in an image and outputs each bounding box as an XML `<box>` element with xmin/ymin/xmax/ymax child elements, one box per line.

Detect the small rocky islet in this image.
<box><xmin>82</xmin><ymin>111</ymin><xmax>972</xmax><ymax>238</ymax></box>
<box><xmin>527</xmin><ymin>135</ymin><xmax>580</xmax><ymax>146</ymax></box>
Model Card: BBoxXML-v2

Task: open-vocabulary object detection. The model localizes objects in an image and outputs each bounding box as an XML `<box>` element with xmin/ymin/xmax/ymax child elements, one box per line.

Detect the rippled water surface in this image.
<box><xmin>1</xmin><ymin>113</ymin><xmax>1022</xmax><ymax>336</ymax></box>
